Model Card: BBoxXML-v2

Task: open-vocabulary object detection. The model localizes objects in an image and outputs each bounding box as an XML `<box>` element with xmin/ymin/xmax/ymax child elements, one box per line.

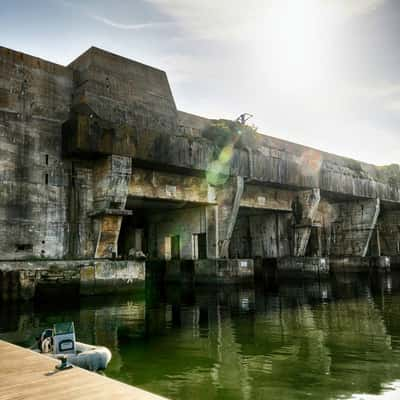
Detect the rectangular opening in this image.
<box><xmin>171</xmin><ymin>235</ymin><xmax>180</xmax><ymax>259</ymax></box>
<box><xmin>15</xmin><ymin>244</ymin><xmax>33</xmax><ymax>252</ymax></box>
<box><xmin>134</xmin><ymin>229</ymin><xmax>143</xmax><ymax>251</ymax></box>
<box><xmin>45</xmin><ymin>154</ymin><xmax>49</xmax><ymax>165</ymax></box>
<box><xmin>45</xmin><ymin>173</ymin><xmax>48</xmax><ymax>185</ymax></box>
<box><xmin>192</xmin><ymin>234</ymin><xmax>198</xmax><ymax>260</ymax></box>
<box><xmin>164</xmin><ymin>236</ymin><xmax>171</xmax><ymax>260</ymax></box>
<box><xmin>198</xmin><ymin>233</ymin><xmax>207</xmax><ymax>259</ymax></box>
<box><xmin>165</xmin><ymin>185</ymin><xmax>177</xmax><ymax>197</ymax></box>
<box><xmin>192</xmin><ymin>233</ymin><xmax>207</xmax><ymax>260</ymax></box>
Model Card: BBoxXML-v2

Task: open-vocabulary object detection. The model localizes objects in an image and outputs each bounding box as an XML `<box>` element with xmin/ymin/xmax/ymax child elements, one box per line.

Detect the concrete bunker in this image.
<box><xmin>3</xmin><ymin>44</ymin><xmax>400</xmax><ymax>300</ymax></box>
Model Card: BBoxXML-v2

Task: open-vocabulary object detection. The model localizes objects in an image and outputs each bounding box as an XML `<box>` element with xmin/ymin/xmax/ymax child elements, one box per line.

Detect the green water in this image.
<box><xmin>2</xmin><ymin>275</ymin><xmax>400</xmax><ymax>400</ymax></box>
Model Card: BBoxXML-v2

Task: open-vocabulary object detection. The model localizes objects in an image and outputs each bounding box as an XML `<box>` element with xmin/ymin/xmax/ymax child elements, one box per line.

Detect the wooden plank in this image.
<box><xmin>0</xmin><ymin>340</ymin><xmax>168</xmax><ymax>400</ymax></box>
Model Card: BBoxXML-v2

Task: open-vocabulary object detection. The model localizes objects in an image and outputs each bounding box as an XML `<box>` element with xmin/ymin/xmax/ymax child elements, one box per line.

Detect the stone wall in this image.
<box><xmin>0</xmin><ymin>259</ymin><xmax>145</xmax><ymax>300</ymax></box>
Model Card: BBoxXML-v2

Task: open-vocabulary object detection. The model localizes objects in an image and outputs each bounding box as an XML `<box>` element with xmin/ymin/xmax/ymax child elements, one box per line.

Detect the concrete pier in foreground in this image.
<box><xmin>0</xmin><ymin>340</ymin><xmax>167</xmax><ymax>400</ymax></box>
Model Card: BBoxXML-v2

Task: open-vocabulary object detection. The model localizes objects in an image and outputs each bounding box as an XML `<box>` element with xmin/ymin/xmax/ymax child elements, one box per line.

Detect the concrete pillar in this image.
<box><xmin>206</xmin><ymin>205</ymin><xmax>219</xmax><ymax>259</ymax></box>
<box><xmin>93</xmin><ymin>155</ymin><xmax>131</xmax><ymax>210</ymax></box>
<box><xmin>94</xmin><ymin>215</ymin><xmax>123</xmax><ymax>258</ymax></box>
<box><xmin>217</xmin><ymin>176</ymin><xmax>245</xmax><ymax>258</ymax></box>
<box><xmin>292</xmin><ymin>188</ymin><xmax>320</xmax><ymax>256</ymax></box>
<box><xmin>362</xmin><ymin>198</ymin><xmax>380</xmax><ymax>257</ymax></box>
<box><xmin>91</xmin><ymin>155</ymin><xmax>132</xmax><ymax>258</ymax></box>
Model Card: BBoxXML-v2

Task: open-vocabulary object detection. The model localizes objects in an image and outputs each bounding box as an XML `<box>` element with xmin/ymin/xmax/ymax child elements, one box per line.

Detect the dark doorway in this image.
<box><xmin>193</xmin><ymin>233</ymin><xmax>207</xmax><ymax>259</ymax></box>
<box><xmin>118</xmin><ymin>215</ymin><xmax>147</xmax><ymax>259</ymax></box>
<box><xmin>171</xmin><ymin>235</ymin><xmax>180</xmax><ymax>259</ymax></box>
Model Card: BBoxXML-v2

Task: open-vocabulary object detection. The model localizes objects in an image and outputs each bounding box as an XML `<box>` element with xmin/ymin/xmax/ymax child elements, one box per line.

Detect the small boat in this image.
<box><xmin>36</xmin><ymin>322</ymin><xmax>112</xmax><ymax>371</ymax></box>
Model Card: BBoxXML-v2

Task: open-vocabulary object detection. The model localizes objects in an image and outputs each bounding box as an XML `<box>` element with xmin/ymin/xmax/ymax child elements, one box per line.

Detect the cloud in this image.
<box><xmin>145</xmin><ymin>0</ymin><xmax>386</xmax><ymax>41</ymax></box>
<box><xmin>354</xmin><ymin>82</ymin><xmax>400</xmax><ymax>98</ymax></box>
<box><xmin>59</xmin><ymin>0</ymin><xmax>172</xmax><ymax>31</ymax></box>
<box><xmin>91</xmin><ymin>15</ymin><xmax>171</xmax><ymax>30</ymax></box>
<box><xmin>386</xmin><ymin>100</ymin><xmax>400</xmax><ymax>111</ymax></box>
<box><xmin>333</xmin><ymin>0</ymin><xmax>386</xmax><ymax>17</ymax></box>
<box><xmin>350</xmin><ymin>82</ymin><xmax>400</xmax><ymax>113</ymax></box>
<box><xmin>158</xmin><ymin>53</ymin><xmax>223</xmax><ymax>83</ymax></box>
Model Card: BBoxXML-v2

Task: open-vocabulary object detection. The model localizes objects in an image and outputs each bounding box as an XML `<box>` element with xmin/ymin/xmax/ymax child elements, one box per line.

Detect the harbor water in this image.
<box><xmin>1</xmin><ymin>273</ymin><xmax>400</xmax><ymax>400</ymax></box>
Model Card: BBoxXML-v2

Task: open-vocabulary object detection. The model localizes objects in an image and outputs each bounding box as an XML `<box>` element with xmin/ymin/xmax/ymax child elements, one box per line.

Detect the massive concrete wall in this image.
<box><xmin>0</xmin><ymin>47</ymin><xmax>73</xmax><ymax>260</ymax></box>
<box><xmin>1</xmin><ymin>44</ymin><xmax>400</xmax><ymax>267</ymax></box>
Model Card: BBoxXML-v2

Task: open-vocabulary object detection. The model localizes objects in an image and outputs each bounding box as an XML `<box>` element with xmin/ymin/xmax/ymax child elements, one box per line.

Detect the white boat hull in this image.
<box><xmin>41</xmin><ymin>342</ymin><xmax>112</xmax><ymax>371</ymax></box>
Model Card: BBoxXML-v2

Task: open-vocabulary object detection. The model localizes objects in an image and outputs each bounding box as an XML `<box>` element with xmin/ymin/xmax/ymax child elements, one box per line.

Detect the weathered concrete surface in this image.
<box><xmin>0</xmin><ymin>260</ymin><xmax>145</xmax><ymax>301</ymax></box>
<box><xmin>378</xmin><ymin>208</ymin><xmax>400</xmax><ymax>256</ymax></box>
<box><xmin>0</xmin><ymin>47</ymin><xmax>72</xmax><ymax>260</ymax></box>
<box><xmin>292</xmin><ymin>189</ymin><xmax>321</xmax><ymax>257</ymax></box>
<box><xmin>186</xmin><ymin>259</ymin><xmax>254</xmax><ymax>284</ymax></box>
<box><xmin>218</xmin><ymin>176</ymin><xmax>244</xmax><ymax>258</ymax></box>
<box><xmin>69</xmin><ymin>47</ymin><xmax>177</xmax><ymax>131</ymax></box>
<box><xmin>128</xmin><ymin>168</ymin><xmax>215</xmax><ymax>204</ymax></box>
<box><xmin>330</xmin><ymin>256</ymin><xmax>390</xmax><ymax>273</ymax></box>
<box><xmin>230</xmin><ymin>211</ymin><xmax>291</xmax><ymax>259</ymax></box>
<box><xmin>389</xmin><ymin>255</ymin><xmax>400</xmax><ymax>268</ymax></box>
<box><xmin>1</xmin><ymin>44</ymin><xmax>400</xmax><ymax>285</ymax></box>
<box><xmin>316</xmin><ymin>198</ymin><xmax>380</xmax><ymax>257</ymax></box>
<box><xmin>147</xmin><ymin>259</ymin><xmax>254</xmax><ymax>284</ymax></box>
<box><xmin>80</xmin><ymin>259</ymin><xmax>145</xmax><ymax>294</ymax></box>
<box><xmin>148</xmin><ymin>207</ymin><xmax>207</xmax><ymax>260</ymax></box>
<box><xmin>240</xmin><ymin>185</ymin><xmax>293</xmax><ymax>211</ymax></box>
<box><xmin>276</xmin><ymin>257</ymin><xmax>329</xmax><ymax>279</ymax></box>
<box><xmin>62</xmin><ymin>104</ymin><xmax>137</xmax><ymax>157</ymax></box>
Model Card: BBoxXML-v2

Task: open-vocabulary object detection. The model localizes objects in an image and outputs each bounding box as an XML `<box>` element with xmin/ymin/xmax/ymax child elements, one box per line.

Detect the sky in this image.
<box><xmin>1</xmin><ymin>0</ymin><xmax>400</xmax><ymax>165</ymax></box>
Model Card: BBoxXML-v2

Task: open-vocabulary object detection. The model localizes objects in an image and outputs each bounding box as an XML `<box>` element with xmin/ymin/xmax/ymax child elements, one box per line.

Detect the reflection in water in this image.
<box><xmin>1</xmin><ymin>274</ymin><xmax>400</xmax><ymax>400</ymax></box>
